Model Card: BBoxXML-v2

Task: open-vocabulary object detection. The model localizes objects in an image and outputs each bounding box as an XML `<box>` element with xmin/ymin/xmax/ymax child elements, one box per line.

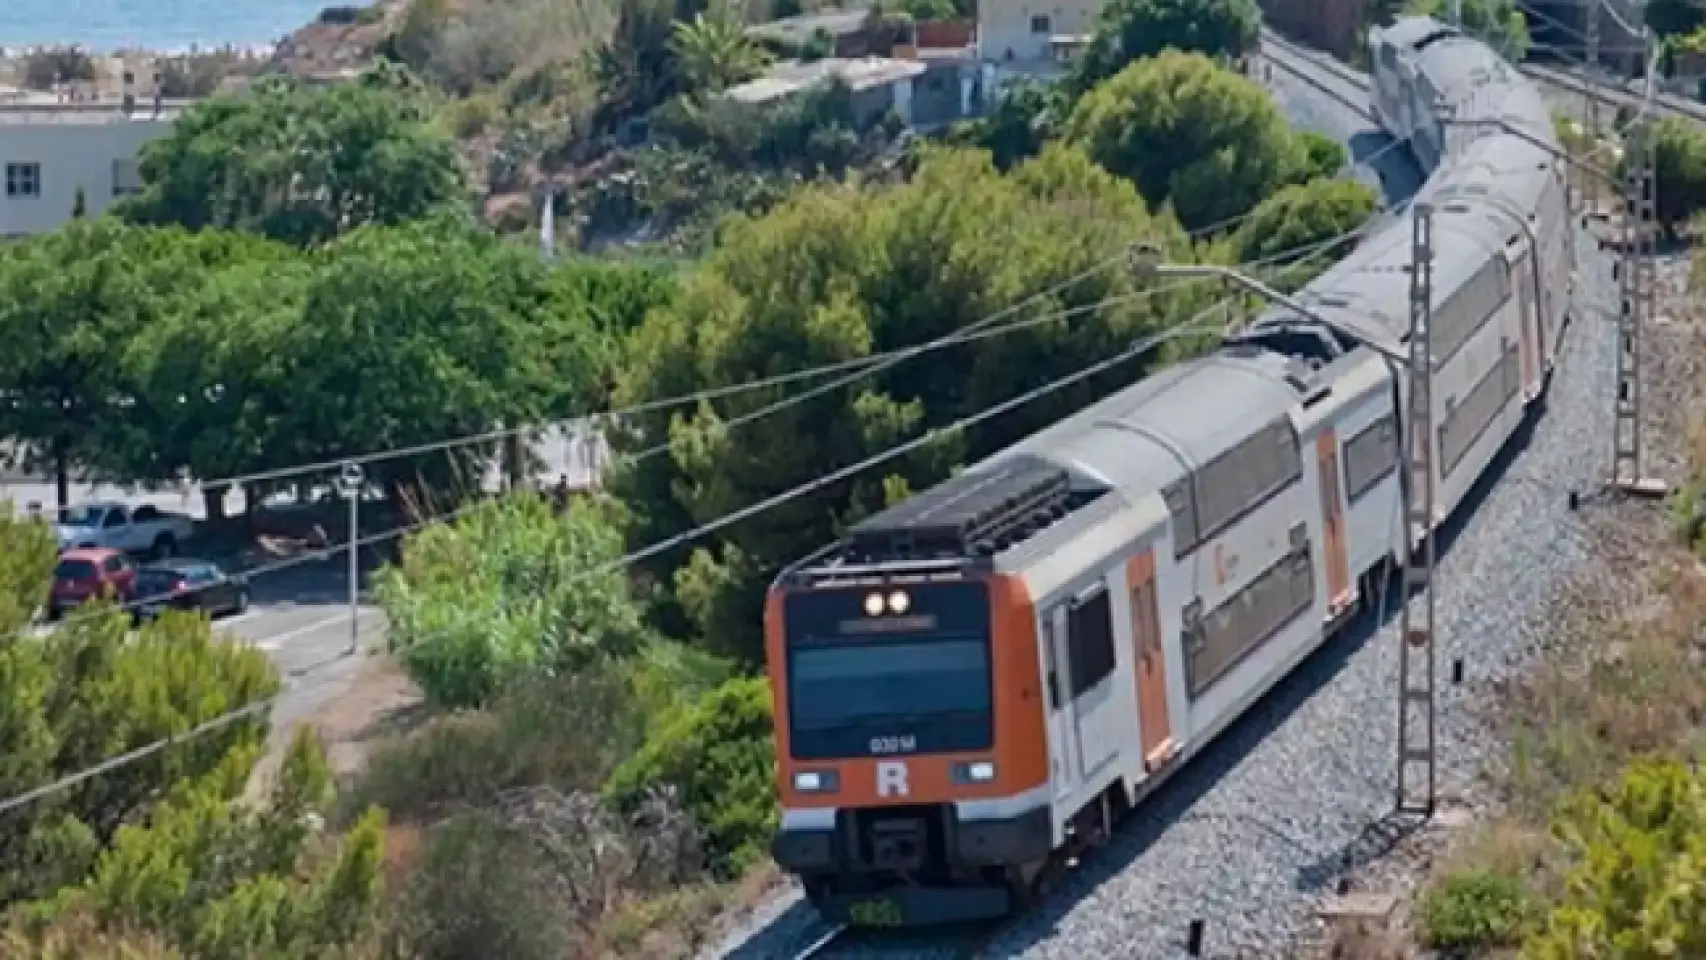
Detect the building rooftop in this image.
<box><xmin>725</xmin><ymin>56</ymin><xmax>929</xmax><ymax>104</ymax></box>
<box><xmin>0</xmin><ymin>91</ymin><xmax>192</xmax><ymax>125</ymax></box>
<box><xmin>746</xmin><ymin>7</ymin><xmax>874</xmax><ymax>46</ymax></box>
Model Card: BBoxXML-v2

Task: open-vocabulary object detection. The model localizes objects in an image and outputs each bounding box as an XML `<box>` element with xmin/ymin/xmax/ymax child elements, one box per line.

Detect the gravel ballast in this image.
<box><xmin>700</xmin><ymin>60</ymin><xmax>1627</xmax><ymax>960</ymax></box>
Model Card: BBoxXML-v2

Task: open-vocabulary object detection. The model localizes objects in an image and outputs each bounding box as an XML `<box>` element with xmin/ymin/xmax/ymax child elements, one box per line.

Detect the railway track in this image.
<box><xmin>787</xmin><ymin>920</ymin><xmax>999</xmax><ymax>960</ymax></box>
<box><xmin>1259</xmin><ymin>28</ymin><xmax>1374</xmax><ymax>118</ymax></box>
<box><xmin>1520</xmin><ymin>62</ymin><xmax>1706</xmax><ymax>126</ymax></box>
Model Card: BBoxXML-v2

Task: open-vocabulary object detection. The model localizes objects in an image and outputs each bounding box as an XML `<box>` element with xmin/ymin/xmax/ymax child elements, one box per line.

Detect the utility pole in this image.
<box><xmin>1396</xmin><ymin>202</ymin><xmax>1438</xmax><ymax>817</ymax></box>
<box><xmin>1584</xmin><ymin>0</ymin><xmax>1601</xmax><ymax>214</ymax></box>
<box><xmin>339</xmin><ymin>461</ymin><xmax>365</xmax><ymax>656</ymax></box>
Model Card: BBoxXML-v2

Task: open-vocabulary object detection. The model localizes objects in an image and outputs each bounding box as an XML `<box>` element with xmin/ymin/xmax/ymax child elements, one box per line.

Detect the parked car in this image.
<box><xmin>48</xmin><ymin>548</ymin><xmax>138</xmax><ymax>620</ymax></box>
<box><xmin>133</xmin><ymin>558</ymin><xmax>250</xmax><ymax>622</ymax></box>
<box><xmin>56</xmin><ymin>501</ymin><xmax>196</xmax><ymax>558</ymax></box>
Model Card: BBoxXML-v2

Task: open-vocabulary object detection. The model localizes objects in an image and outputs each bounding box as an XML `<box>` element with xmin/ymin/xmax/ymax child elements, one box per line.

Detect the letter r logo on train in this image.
<box><xmin>876</xmin><ymin>761</ymin><xmax>910</xmax><ymax>798</ymax></box>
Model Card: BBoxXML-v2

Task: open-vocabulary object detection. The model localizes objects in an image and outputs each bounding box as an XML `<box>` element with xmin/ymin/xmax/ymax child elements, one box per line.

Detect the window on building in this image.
<box><xmin>5</xmin><ymin>163</ymin><xmax>40</xmax><ymax>199</ymax></box>
<box><xmin>112</xmin><ymin>158</ymin><xmax>141</xmax><ymax>196</ymax></box>
<box><xmin>1030</xmin><ymin>14</ymin><xmax>1051</xmax><ymax>33</ymax></box>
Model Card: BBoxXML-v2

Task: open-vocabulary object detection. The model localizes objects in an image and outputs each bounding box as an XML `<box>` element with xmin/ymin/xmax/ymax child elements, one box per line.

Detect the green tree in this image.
<box><xmin>0</xmin><ymin>512</ymin><xmax>281</xmax><ymax>909</ymax></box>
<box><xmin>669</xmin><ymin>9</ymin><xmax>771</xmax><ymax>96</ymax></box>
<box><xmin>1225</xmin><ymin>178</ymin><xmax>1378</xmax><ymax>290</ymax></box>
<box><xmin>1649</xmin><ymin>0</ymin><xmax>1706</xmax><ymax>39</ymax></box>
<box><xmin>16</xmin><ymin>729</ymin><xmax>387</xmax><ymax>958</ymax></box>
<box><xmin>605</xmin><ymin>676</ymin><xmax>776</xmax><ymax>877</ymax></box>
<box><xmin>237</xmin><ymin>218</ymin><xmax>610</xmax><ymax>497</ymax></box>
<box><xmin>376</xmin><ymin>493</ymin><xmax>654</xmax><ymax>709</ymax></box>
<box><xmin>0</xmin><ymin>221</ymin><xmax>202</xmax><ymax>507</ymax></box>
<box><xmin>611</xmin><ymin>144</ymin><xmax>1210</xmax><ymax>661</ymax></box>
<box><xmin>118</xmin><ymin>71</ymin><xmax>465</xmax><ymax>248</ymax></box>
<box><xmin>110</xmin><ymin>231</ymin><xmax>310</xmax><ymax>520</ymax></box>
<box><xmin>1064</xmin><ymin>50</ymin><xmax>1310</xmax><ymax>232</ymax></box>
<box><xmin>947</xmin><ymin>79</ymin><xmax>1071</xmax><ymax>171</ymax></box>
<box><xmin>1071</xmin><ymin>0</ymin><xmax>1260</xmax><ymax>93</ymax></box>
<box><xmin>1410</xmin><ymin>0</ymin><xmax>1529</xmax><ymax>60</ymax></box>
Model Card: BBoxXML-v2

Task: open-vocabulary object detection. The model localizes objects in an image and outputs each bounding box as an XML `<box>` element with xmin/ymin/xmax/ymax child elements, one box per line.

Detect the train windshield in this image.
<box><xmin>787</xmin><ymin>635</ymin><xmax>994</xmax><ymax>759</ymax></box>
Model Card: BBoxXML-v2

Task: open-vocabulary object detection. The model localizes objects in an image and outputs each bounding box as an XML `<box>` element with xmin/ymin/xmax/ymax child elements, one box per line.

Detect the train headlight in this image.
<box><xmin>863</xmin><ymin>592</ymin><xmax>885</xmax><ymax>617</ymax></box>
<box><xmin>793</xmin><ymin>770</ymin><xmax>840</xmax><ymax>793</ymax></box>
<box><xmin>887</xmin><ymin>589</ymin><xmax>910</xmax><ymax>614</ymax></box>
<box><xmin>952</xmin><ymin>761</ymin><xmax>998</xmax><ymax>784</ymax></box>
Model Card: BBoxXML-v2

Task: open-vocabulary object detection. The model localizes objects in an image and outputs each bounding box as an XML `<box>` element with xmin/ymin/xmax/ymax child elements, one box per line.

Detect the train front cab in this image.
<box><xmin>765</xmin><ymin>572</ymin><xmax>1052</xmax><ymax>927</ymax></box>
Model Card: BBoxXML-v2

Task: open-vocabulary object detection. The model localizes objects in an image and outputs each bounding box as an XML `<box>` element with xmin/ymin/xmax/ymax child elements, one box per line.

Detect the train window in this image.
<box><xmin>1067</xmin><ymin>589</ymin><xmax>1116</xmax><ymax>698</ymax></box>
<box><xmin>1194</xmin><ymin>418</ymin><xmax>1302</xmax><ymax>542</ymax></box>
<box><xmin>1438</xmin><ymin>339</ymin><xmax>1522</xmax><ymax>478</ymax></box>
<box><xmin>1432</xmin><ymin>256</ymin><xmax>1512</xmax><ymax>369</ymax></box>
<box><xmin>1186</xmin><ymin>530</ymin><xmax>1314</xmax><ymax>698</ymax></box>
<box><xmin>1343</xmin><ymin>415</ymin><xmax>1398</xmax><ymax>502</ymax></box>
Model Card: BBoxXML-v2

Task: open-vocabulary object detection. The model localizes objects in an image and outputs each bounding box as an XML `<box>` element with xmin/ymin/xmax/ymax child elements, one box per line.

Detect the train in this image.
<box><xmin>763</xmin><ymin>16</ymin><xmax>1575</xmax><ymax>928</ymax></box>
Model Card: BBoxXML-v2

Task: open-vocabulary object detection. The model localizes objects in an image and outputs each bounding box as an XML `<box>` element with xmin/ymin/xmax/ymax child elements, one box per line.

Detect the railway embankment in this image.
<box><xmin>1317</xmin><ymin>228</ymin><xmax>1706</xmax><ymax>956</ymax></box>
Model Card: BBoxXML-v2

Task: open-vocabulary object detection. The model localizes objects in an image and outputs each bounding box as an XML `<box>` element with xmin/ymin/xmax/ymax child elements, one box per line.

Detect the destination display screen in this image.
<box><xmin>783</xmin><ymin>582</ymin><xmax>995</xmax><ymax>761</ymax></box>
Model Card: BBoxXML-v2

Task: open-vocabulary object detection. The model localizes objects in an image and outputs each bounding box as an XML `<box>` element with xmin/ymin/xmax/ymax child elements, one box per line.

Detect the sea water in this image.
<box><xmin>4</xmin><ymin>0</ymin><xmax>332</xmax><ymax>52</ymax></box>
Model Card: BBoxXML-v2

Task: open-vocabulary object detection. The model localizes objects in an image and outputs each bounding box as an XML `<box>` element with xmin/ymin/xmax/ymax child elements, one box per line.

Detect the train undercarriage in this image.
<box><xmin>776</xmin><ymin>791</ymin><xmax>1129</xmax><ymax>928</ymax></box>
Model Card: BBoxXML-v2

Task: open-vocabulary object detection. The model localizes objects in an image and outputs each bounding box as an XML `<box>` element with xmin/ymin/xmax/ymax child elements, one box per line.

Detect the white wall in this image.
<box><xmin>0</xmin><ymin>114</ymin><xmax>174</xmax><ymax>236</ymax></box>
<box><xmin>975</xmin><ymin>0</ymin><xmax>1099</xmax><ymax>65</ymax></box>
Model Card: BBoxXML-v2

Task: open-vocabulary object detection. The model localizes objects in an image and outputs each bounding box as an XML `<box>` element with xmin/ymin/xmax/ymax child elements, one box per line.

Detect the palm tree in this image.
<box><xmin>669</xmin><ymin>9</ymin><xmax>772</xmax><ymax>96</ymax></box>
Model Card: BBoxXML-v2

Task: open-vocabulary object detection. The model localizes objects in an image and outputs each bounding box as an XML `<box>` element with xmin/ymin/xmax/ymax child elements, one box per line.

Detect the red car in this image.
<box><xmin>48</xmin><ymin>548</ymin><xmax>138</xmax><ymax>620</ymax></box>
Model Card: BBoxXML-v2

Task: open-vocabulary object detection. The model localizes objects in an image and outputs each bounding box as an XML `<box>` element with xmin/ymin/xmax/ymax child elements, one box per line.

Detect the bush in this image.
<box><xmin>1296</xmin><ymin>132</ymin><xmax>1347</xmax><ymax>181</ymax></box>
<box><xmin>604</xmin><ymin>676</ymin><xmax>777</xmax><ymax>878</ymax></box>
<box><xmin>1416</xmin><ymin>869</ymin><xmax>1535</xmax><ymax>950</ymax></box>
<box><xmin>10</xmin><ymin>728</ymin><xmax>387</xmax><ymax>958</ymax></box>
<box><xmin>342</xmin><ymin>662</ymin><xmax>647</xmax><ymax>824</ymax></box>
<box><xmin>1064</xmin><ymin>51</ymin><xmax>1313</xmax><ymax>231</ymax></box>
<box><xmin>377</xmin><ymin>493</ymin><xmax>653</xmax><ymax>709</ymax></box>
<box><xmin>1522</xmin><ymin>758</ymin><xmax>1706</xmax><ymax>954</ymax></box>
<box><xmin>384</xmin><ymin>786</ymin><xmax>700</xmax><ymax>959</ymax></box>
<box><xmin>1225</xmin><ymin>178</ymin><xmax>1378</xmax><ymax>290</ymax></box>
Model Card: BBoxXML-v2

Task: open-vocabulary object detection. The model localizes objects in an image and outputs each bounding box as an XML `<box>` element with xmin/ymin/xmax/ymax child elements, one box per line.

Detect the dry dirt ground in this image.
<box><xmin>246</xmin><ymin>654</ymin><xmax>427</xmax><ymax>800</ymax></box>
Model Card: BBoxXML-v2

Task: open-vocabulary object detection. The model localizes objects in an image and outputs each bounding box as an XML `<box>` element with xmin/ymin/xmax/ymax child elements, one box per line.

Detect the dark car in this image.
<box><xmin>134</xmin><ymin>559</ymin><xmax>250</xmax><ymax>622</ymax></box>
<box><xmin>48</xmin><ymin>548</ymin><xmax>139</xmax><ymax>620</ymax></box>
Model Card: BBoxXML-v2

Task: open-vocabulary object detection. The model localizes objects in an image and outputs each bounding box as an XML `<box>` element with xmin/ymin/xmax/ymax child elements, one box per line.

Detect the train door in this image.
<box><xmin>1125</xmin><ymin>552</ymin><xmax>1174</xmax><ymax>769</ymax></box>
<box><xmin>1042</xmin><ymin>608</ymin><xmax>1078</xmax><ymax>802</ymax></box>
<box><xmin>1508</xmin><ymin>245</ymin><xmax>1539</xmax><ymax>398</ymax></box>
<box><xmin>1315</xmin><ymin>432</ymin><xmax>1352</xmax><ymax>615</ymax></box>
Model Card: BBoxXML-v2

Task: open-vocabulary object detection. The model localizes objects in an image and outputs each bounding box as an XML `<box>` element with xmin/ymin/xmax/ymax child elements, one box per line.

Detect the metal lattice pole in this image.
<box><xmin>1585</xmin><ymin>0</ymin><xmax>1601</xmax><ymax>213</ymax></box>
<box><xmin>1608</xmin><ymin>111</ymin><xmax>1665</xmax><ymax>498</ymax></box>
<box><xmin>1396</xmin><ymin>203</ymin><xmax>1438</xmax><ymax>817</ymax></box>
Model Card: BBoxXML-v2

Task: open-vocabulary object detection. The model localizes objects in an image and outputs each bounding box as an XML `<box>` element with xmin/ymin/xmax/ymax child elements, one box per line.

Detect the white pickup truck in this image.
<box><xmin>56</xmin><ymin>501</ymin><xmax>196</xmax><ymax>558</ymax></box>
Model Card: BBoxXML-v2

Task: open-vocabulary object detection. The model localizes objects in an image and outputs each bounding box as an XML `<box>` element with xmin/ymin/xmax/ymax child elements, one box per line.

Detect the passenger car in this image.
<box><xmin>133</xmin><ymin>559</ymin><xmax>251</xmax><ymax>621</ymax></box>
<box><xmin>48</xmin><ymin>547</ymin><xmax>138</xmax><ymax>620</ymax></box>
<box><xmin>56</xmin><ymin>501</ymin><xmax>196</xmax><ymax>558</ymax></box>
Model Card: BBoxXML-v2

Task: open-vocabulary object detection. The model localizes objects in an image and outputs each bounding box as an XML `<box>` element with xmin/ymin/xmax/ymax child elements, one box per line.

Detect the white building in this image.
<box><xmin>0</xmin><ymin>95</ymin><xmax>187</xmax><ymax>237</ymax></box>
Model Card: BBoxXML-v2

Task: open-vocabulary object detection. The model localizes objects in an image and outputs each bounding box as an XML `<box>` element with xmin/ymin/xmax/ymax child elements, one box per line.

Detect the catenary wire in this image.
<box><xmin>26</xmin><ymin>218</ymin><xmax>1382</xmax><ymax>642</ymax></box>
<box><xmin>0</xmin><ymin>298</ymin><xmax>1244</xmax><ymax>820</ymax></box>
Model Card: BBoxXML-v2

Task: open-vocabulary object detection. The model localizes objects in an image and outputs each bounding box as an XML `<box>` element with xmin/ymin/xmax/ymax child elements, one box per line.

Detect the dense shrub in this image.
<box><xmin>377</xmin><ymin>493</ymin><xmax>654</xmax><ymax>708</ymax></box>
<box><xmin>1226</xmin><ymin>177</ymin><xmax>1378</xmax><ymax>289</ymax></box>
<box><xmin>1522</xmin><ymin>758</ymin><xmax>1706</xmax><ymax>954</ymax></box>
<box><xmin>1064</xmin><ymin>51</ymin><xmax>1320</xmax><ymax>231</ymax></box>
<box><xmin>343</xmin><ymin>662</ymin><xmax>648</xmax><ymax>823</ymax></box>
<box><xmin>9</xmin><ymin>728</ymin><xmax>387</xmax><ymax>958</ymax></box>
<box><xmin>1416</xmin><ymin>869</ymin><xmax>1535</xmax><ymax>951</ymax></box>
<box><xmin>605</xmin><ymin>676</ymin><xmax>777</xmax><ymax>877</ymax></box>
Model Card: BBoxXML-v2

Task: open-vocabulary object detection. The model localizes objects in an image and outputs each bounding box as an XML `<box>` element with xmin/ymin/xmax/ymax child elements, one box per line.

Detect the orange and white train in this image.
<box><xmin>764</xmin><ymin>16</ymin><xmax>1575</xmax><ymax>927</ymax></box>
